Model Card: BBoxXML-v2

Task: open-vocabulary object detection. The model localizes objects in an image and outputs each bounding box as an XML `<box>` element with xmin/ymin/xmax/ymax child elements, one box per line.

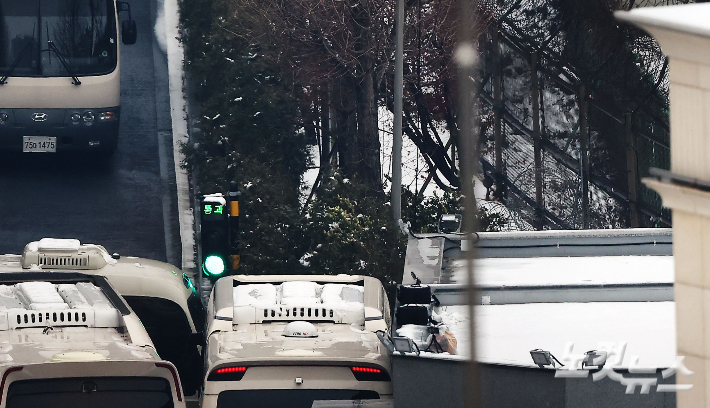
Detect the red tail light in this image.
<box><xmin>216</xmin><ymin>366</ymin><xmax>247</xmax><ymax>374</ymax></box>
<box><xmin>155</xmin><ymin>362</ymin><xmax>182</xmax><ymax>402</ymax></box>
<box><xmin>0</xmin><ymin>366</ymin><xmax>23</xmax><ymax>404</ymax></box>
<box><xmin>350</xmin><ymin>366</ymin><xmax>391</xmax><ymax>381</ymax></box>
<box><xmin>208</xmin><ymin>366</ymin><xmax>248</xmax><ymax>381</ymax></box>
<box><xmin>352</xmin><ymin>367</ymin><xmax>381</xmax><ymax>373</ymax></box>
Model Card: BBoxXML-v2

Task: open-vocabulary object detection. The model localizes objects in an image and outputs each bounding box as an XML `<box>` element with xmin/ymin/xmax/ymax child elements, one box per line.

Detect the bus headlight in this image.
<box><xmin>99</xmin><ymin>111</ymin><xmax>117</xmax><ymax>121</ymax></box>
<box><xmin>0</xmin><ymin>113</ymin><xmax>8</xmax><ymax>124</ymax></box>
<box><xmin>82</xmin><ymin>111</ymin><xmax>95</xmax><ymax>124</ymax></box>
<box><xmin>70</xmin><ymin>113</ymin><xmax>81</xmax><ymax>123</ymax></box>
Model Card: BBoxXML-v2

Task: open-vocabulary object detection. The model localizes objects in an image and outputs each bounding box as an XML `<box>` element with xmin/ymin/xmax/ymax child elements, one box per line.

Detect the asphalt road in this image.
<box><xmin>0</xmin><ymin>0</ymin><xmax>182</xmax><ymax>267</ymax></box>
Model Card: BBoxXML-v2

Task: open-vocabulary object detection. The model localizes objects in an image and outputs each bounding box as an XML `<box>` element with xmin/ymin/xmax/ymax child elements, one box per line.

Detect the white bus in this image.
<box><xmin>0</xmin><ymin>238</ymin><xmax>205</xmax><ymax>398</ymax></box>
<box><xmin>0</xmin><ymin>271</ymin><xmax>185</xmax><ymax>408</ymax></box>
<box><xmin>0</xmin><ymin>0</ymin><xmax>137</xmax><ymax>154</ymax></box>
<box><xmin>202</xmin><ymin>274</ymin><xmax>393</xmax><ymax>408</ymax></box>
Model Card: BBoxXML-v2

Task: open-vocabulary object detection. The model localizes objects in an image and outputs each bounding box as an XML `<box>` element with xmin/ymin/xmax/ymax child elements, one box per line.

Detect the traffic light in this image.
<box><xmin>200</xmin><ymin>194</ymin><xmax>229</xmax><ymax>281</ymax></box>
<box><xmin>227</xmin><ymin>181</ymin><xmax>240</xmax><ymax>271</ymax></box>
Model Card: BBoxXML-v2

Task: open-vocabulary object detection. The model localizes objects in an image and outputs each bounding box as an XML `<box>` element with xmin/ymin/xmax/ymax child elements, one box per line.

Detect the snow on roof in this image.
<box><xmin>207</xmin><ymin>282</ymin><xmax>382</xmax><ymax>366</ymax></box>
<box><xmin>232</xmin><ymin>283</ymin><xmax>365</xmax><ymax>325</ymax></box>
<box><xmin>0</xmin><ymin>280</ymin><xmax>157</xmax><ymax>364</ymax></box>
<box><xmin>212</xmin><ymin>322</ymin><xmax>384</xmax><ymax>363</ymax></box>
<box><xmin>401</xmin><ymin>231</ymin><xmax>676</xmax><ymax>368</ymax></box>
<box><xmin>450</xmin><ymin>256</ymin><xmax>674</xmax><ymax>287</ymax></box>
<box><xmin>0</xmin><ymin>326</ymin><xmax>159</xmax><ymax>365</ymax></box>
<box><xmin>0</xmin><ymin>281</ymin><xmax>121</xmax><ymax>330</ymax></box>
<box><xmin>437</xmin><ymin>301</ymin><xmax>676</xmax><ymax>369</ymax></box>
<box><xmin>36</xmin><ymin>238</ymin><xmax>81</xmax><ymax>251</ymax></box>
<box><xmin>417</xmin><ymin>255</ymin><xmax>675</xmax><ymax>367</ymax></box>
<box><xmin>202</xmin><ymin>193</ymin><xmax>226</xmax><ymax>204</ymax></box>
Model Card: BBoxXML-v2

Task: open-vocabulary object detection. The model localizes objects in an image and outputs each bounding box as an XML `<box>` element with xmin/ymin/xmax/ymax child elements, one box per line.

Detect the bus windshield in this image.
<box><xmin>0</xmin><ymin>0</ymin><xmax>117</xmax><ymax>78</ymax></box>
<box><xmin>7</xmin><ymin>377</ymin><xmax>174</xmax><ymax>408</ymax></box>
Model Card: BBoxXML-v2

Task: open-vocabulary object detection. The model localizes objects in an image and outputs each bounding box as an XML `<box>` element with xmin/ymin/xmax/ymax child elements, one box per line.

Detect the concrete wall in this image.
<box><xmin>616</xmin><ymin>5</ymin><xmax>710</xmax><ymax>407</ymax></box>
<box><xmin>392</xmin><ymin>355</ymin><xmax>677</xmax><ymax>408</ymax></box>
<box><xmin>392</xmin><ymin>355</ymin><xmax>465</xmax><ymax>408</ymax></box>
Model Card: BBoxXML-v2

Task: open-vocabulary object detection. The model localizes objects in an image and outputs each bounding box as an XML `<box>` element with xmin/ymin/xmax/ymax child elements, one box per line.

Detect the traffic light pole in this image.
<box><xmin>228</xmin><ymin>181</ymin><xmax>240</xmax><ymax>272</ymax></box>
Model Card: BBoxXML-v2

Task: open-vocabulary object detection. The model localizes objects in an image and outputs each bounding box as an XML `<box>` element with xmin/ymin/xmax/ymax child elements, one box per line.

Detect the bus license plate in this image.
<box><xmin>23</xmin><ymin>136</ymin><xmax>57</xmax><ymax>153</ymax></box>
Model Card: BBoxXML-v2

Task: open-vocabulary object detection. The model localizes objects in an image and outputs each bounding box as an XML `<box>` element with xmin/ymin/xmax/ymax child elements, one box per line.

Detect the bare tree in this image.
<box><xmin>227</xmin><ymin>0</ymin><xmax>396</xmax><ymax>194</ymax></box>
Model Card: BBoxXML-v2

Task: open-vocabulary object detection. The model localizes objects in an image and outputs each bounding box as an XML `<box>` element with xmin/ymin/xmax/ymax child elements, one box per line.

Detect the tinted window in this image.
<box><xmin>124</xmin><ymin>296</ymin><xmax>202</xmax><ymax>396</ymax></box>
<box><xmin>7</xmin><ymin>377</ymin><xmax>173</xmax><ymax>408</ymax></box>
<box><xmin>217</xmin><ymin>389</ymin><xmax>380</xmax><ymax>408</ymax></box>
<box><xmin>0</xmin><ymin>0</ymin><xmax>117</xmax><ymax>77</ymax></box>
<box><xmin>187</xmin><ymin>291</ymin><xmax>206</xmax><ymax>332</ymax></box>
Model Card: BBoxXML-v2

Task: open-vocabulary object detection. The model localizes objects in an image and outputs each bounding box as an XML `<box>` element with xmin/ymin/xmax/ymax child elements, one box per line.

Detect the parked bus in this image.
<box><xmin>0</xmin><ymin>0</ymin><xmax>137</xmax><ymax>154</ymax></box>
<box><xmin>0</xmin><ymin>271</ymin><xmax>184</xmax><ymax>408</ymax></box>
<box><xmin>202</xmin><ymin>274</ymin><xmax>393</xmax><ymax>408</ymax></box>
<box><xmin>0</xmin><ymin>238</ymin><xmax>205</xmax><ymax>398</ymax></box>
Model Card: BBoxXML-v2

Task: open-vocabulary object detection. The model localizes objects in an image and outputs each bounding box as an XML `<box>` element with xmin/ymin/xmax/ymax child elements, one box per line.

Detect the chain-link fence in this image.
<box><xmin>477</xmin><ymin>0</ymin><xmax>675</xmax><ymax>229</ymax></box>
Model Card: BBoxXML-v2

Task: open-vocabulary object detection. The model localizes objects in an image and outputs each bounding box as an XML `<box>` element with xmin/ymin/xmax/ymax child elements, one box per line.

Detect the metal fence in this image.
<box><xmin>477</xmin><ymin>7</ymin><xmax>672</xmax><ymax>230</ymax></box>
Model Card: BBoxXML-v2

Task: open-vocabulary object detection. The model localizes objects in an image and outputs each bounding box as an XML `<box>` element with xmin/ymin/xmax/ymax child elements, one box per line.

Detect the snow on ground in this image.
<box><xmin>301</xmin><ymin>144</ymin><xmax>321</xmax><ymax>205</ymax></box>
<box><xmin>154</xmin><ymin>0</ymin><xmax>168</xmax><ymax>53</ymax></box>
<box><xmin>438</xmin><ymin>301</ymin><xmax>676</xmax><ymax>369</ymax></box>
<box><xmin>158</xmin><ymin>0</ymin><xmax>195</xmax><ymax>271</ymax></box>
<box><xmin>379</xmin><ymin>107</ymin><xmax>443</xmax><ymax>197</ymax></box>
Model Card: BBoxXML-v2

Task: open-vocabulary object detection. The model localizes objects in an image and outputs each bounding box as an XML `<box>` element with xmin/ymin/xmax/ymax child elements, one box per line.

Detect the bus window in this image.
<box><xmin>187</xmin><ymin>291</ymin><xmax>206</xmax><ymax>332</ymax></box>
<box><xmin>0</xmin><ymin>0</ymin><xmax>118</xmax><ymax>78</ymax></box>
<box><xmin>7</xmin><ymin>377</ymin><xmax>174</xmax><ymax>408</ymax></box>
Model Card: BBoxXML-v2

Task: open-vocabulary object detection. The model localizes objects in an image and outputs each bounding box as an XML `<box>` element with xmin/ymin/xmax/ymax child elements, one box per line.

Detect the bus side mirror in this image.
<box><xmin>117</xmin><ymin>2</ymin><xmax>137</xmax><ymax>45</ymax></box>
<box><xmin>122</xmin><ymin>20</ymin><xmax>137</xmax><ymax>45</ymax></box>
<box><xmin>117</xmin><ymin>1</ymin><xmax>131</xmax><ymax>13</ymax></box>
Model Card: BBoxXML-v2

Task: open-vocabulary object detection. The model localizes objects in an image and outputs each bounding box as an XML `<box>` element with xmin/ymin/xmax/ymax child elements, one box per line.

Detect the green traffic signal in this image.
<box><xmin>200</xmin><ymin>192</ymin><xmax>237</xmax><ymax>284</ymax></box>
<box><xmin>203</xmin><ymin>255</ymin><xmax>226</xmax><ymax>276</ymax></box>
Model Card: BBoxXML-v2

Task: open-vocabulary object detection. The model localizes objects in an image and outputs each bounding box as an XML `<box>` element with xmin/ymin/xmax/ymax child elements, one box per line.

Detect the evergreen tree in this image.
<box><xmin>302</xmin><ymin>172</ymin><xmax>405</xmax><ymax>296</ymax></box>
<box><xmin>180</xmin><ymin>0</ymin><xmax>309</xmax><ymax>274</ymax></box>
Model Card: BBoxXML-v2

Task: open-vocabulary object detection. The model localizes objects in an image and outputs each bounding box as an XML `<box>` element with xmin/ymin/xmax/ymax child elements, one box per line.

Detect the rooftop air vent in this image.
<box><xmin>232</xmin><ymin>283</ymin><xmax>366</xmax><ymax>325</ymax></box>
<box><xmin>21</xmin><ymin>238</ymin><xmax>112</xmax><ymax>270</ymax></box>
<box><xmin>0</xmin><ymin>281</ymin><xmax>120</xmax><ymax>330</ymax></box>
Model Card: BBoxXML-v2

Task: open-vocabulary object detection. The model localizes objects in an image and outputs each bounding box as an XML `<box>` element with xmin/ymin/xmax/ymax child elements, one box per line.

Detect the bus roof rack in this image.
<box><xmin>21</xmin><ymin>238</ymin><xmax>116</xmax><ymax>270</ymax></box>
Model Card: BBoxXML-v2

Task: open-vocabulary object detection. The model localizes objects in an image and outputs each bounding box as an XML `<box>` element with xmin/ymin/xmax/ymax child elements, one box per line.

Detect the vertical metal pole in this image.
<box><xmin>196</xmin><ymin>193</ymin><xmax>205</xmax><ymax>302</ymax></box>
<box><xmin>625</xmin><ymin>113</ymin><xmax>640</xmax><ymax>228</ymax></box>
<box><xmin>531</xmin><ymin>52</ymin><xmax>544</xmax><ymax>230</ymax></box>
<box><xmin>392</xmin><ymin>0</ymin><xmax>404</xmax><ymax>222</ymax></box>
<box><xmin>455</xmin><ymin>2</ymin><xmax>481</xmax><ymax>407</ymax></box>
<box><xmin>320</xmin><ymin>86</ymin><xmax>331</xmax><ymax>172</ymax></box>
<box><xmin>228</xmin><ymin>181</ymin><xmax>241</xmax><ymax>271</ymax></box>
<box><xmin>492</xmin><ymin>29</ymin><xmax>505</xmax><ymax>201</ymax></box>
<box><xmin>579</xmin><ymin>85</ymin><xmax>590</xmax><ymax>229</ymax></box>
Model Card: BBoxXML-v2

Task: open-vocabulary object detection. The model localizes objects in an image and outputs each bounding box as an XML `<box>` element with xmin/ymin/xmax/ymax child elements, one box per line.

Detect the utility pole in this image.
<box><xmin>492</xmin><ymin>29</ymin><xmax>505</xmax><ymax>201</ymax></box>
<box><xmin>579</xmin><ymin>85</ymin><xmax>590</xmax><ymax>229</ymax></box>
<box><xmin>456</xmin><ymin>2</ymin><xmax>481</xmax><ymax>407</ymax></box>
<box><xmin>392</xmin><ymin>0</ymin><xmax>404</xmax><ymax>222</ymax></box>
<box><xmin>531</xmin><ymin>52</ymin><xmax>544</xmax><ymax>230</ymax></box>
<box><xmin>625</xmin><ymin>113</ymin><xmax>640</xmax><ymax>228</ymax></box>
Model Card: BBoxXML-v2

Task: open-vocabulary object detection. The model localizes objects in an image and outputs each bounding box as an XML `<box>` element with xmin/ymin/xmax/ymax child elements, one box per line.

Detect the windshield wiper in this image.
<box><xmin>47</xmin><ymin>41</ymin><xmax>81</xmax><ymax>85</ymax></box>
<box><xmin>0</xmin><ymin>42</ymin><xmax>33</xmax><ymax>85</ymax></box>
